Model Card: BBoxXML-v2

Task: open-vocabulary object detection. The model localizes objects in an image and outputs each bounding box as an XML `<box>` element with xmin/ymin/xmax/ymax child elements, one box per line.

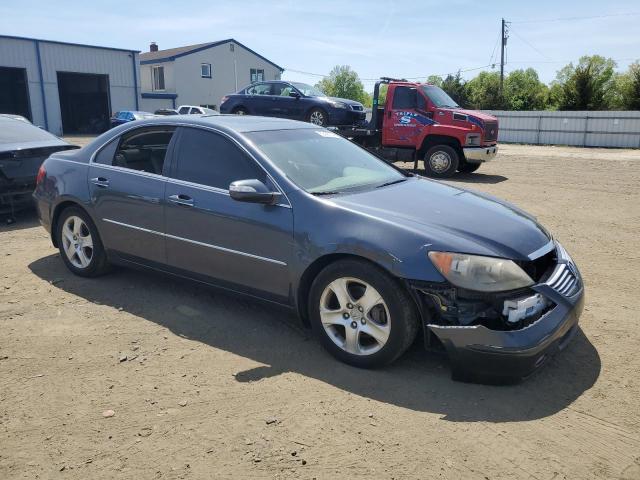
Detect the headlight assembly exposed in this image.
<box><xmin>428</xmin><ymin>251</ymin><xmax>534</xmax><ymax>292</ymax></box>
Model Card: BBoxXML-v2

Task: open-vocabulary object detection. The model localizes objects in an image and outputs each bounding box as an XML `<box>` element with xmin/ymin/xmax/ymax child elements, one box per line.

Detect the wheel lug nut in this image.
<box><xmin>343</xmin><ymin>313</ymin><xmax>350</xmax><ymax>319</ymax></box>
<box><xmin>361</xmin><ymin>319</ymin><xmax>366</xmax><ymax>325</ymax></box>
<box><xmin>350</xmin><ymin>321</ymin><xmax>357</xmax><ymax>329</ymax></box>
<box><xmin>347</xmin><ymin>303</ymin><xmax>353</xmax><ymax>309</ymax></box>
<box><xmin>358</xmin><ymin>306</ymin><xmax>364</xmax><ymax>312</ymax></box>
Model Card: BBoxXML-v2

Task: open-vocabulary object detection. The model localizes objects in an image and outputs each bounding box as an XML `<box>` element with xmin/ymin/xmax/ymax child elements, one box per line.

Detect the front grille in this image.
<box><xmin>547</xmin><ymin>263</ymin><xmax>579</xmax><ymax>296</ymax></box>
<box><xmin>351</xmin><ymin>105</ymin><xmax>363</xmax><ymax>111</ymax></box>
<box><xmin>484</xmin><ymin>121</ymin><xmax>498</xmax><ymax>142</ymax></box>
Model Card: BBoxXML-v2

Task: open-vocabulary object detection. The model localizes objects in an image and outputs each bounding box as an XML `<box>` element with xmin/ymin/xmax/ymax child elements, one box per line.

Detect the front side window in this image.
<box><xmin>392</xmin><ymin>86</ymin><xmax>417</xmax><ymax>109</ymax></box>
<box><xmin>245</xmin><ymin>83</ymin><xmax>272</xmax><ymax>95</ymax></box>
<box><xmin>246</xmin><ymin>129</ymin><xmax>405</xmax><ymax>194</ymax></box>
<box><xmin>173</xmin><ymin>128</ymin><xmax>265</xmax><ymax>190</ymax></box>
<box><xmin>152</xmin><ymin>66</ymin><xmax>165</xmax><ymax>91</ymax></box>
<box><xmin>250</xmin><ymin>68</ymin><xmax>265</xmax><ymax>83</ymax></box>
<box><xmin>178</xmin><ymin>106</ymin><xmax>190</xmax><ymax>114</ymax></box>
<box><xmin>421</xmin><ymin>85</ymin><xmax>459</xmax><ymax>108</ymax></box>
<box><xmin>189</xmin><ymin>107</ymin><xmax>203</xmax><ymax>114</ymax></box>
<box><xmin>291</xmin><ymin>82</ymin><xmax>325</xmax><ymax>97</ymax></box>
<box><xmin>201</xmin><ymin>63</ymin><xmax>212</xmax><ymax>78</ymax></box>
<box><xmin>100</xmin><ymin>127</ymin><xmax>175</xmax><ymax>174</ymax></box>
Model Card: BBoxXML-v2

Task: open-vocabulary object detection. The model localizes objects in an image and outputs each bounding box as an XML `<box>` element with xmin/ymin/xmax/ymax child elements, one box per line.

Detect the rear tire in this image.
<box><xmin>458</xmin><ymin>161</ymin><xmax>482</xmax><ymax>173</ymax></box>
<box><xmin>308</xmin><ymin>259</ymin><xmax>419</xmax><ymax>368</ymax></box>
<box><xmin>423</xmin><ymin>145</ymin><xmax>459</xmax><ymax>178</ymax></box>
<box><xmin>56</xmin><ymin>206</ymin><xmax>110</xmax><ymax>277</ymax></box>
<box><xmin>232</xmin><ymin>107</ymin><xmax>249</xmax><ymax>115</ymax></box>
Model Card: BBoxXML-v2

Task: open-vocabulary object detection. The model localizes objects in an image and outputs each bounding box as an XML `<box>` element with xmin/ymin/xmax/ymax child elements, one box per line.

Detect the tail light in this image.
<box><xmin>221</xmin><ymin>96</ymin><xmax>229</xmax><ymax>105</ymax></box>
<box><xmin>36</xmin><ymin>164</ymin><xmax>46</xmax><ymax>185</ymax></box>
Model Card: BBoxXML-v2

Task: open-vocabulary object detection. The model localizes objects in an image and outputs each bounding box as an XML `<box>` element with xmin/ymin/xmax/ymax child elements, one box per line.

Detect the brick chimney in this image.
<box><xmin>150</xmin><ymin>42</ymin><xmax>158</xmax><ymax>52</ymax></box>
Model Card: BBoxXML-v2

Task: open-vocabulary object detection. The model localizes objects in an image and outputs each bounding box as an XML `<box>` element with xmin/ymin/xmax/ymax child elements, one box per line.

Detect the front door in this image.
<box><xmin>383</xmin><ymin>85</ymin><xmax>423</xmax><ymax>147</ymax></box>
<box><xmin>88</xmin><ymin>126</ymin><xmax>176</xmax><ymax>264</ymax></box>
<box><xmin>164</xmin><ymin>126</ymin><xmax>293</xmax><ymax>302</ymax></box>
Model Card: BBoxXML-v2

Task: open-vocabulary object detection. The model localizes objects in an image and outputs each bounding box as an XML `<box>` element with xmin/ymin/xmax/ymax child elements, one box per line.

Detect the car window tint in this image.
<box><xmin>190</xmin><ymin>107</ymin><xmax>201</xmax><ymax>114</ymax></box>
<box><xmin>173</xmin><ymin>128</ymin><xmax>265</xmax><ymax>190</ymax></box>
<box><xmin>392</xmin><ymin>87</ymin><xmax>417</xmax><ymax>109</ymax></box>
<box><xmin>111</xmin><ymin>127</ymin><xmax>175</xmax><ymax>174</ymax></box>
<box><xmin>94</xmin><ymin>139</ymin><xmax>119</xmax><ymax>165</ymax></box>
<box><xmin>178</xmin><ymin>107</ymin><xmax>190</xmax><ymax>114</ymax></box>
<box><xmin>246</xmin><ymin>83</ymin><xmax>272</xmax><ymax>95</ymax></box>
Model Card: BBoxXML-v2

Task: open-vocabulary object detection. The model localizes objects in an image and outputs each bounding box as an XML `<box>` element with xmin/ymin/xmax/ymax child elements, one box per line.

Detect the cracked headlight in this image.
<box><xmin>428</xmin><ymin>251</ymin><xmax>534</xmax><ymax>292</ymax></box>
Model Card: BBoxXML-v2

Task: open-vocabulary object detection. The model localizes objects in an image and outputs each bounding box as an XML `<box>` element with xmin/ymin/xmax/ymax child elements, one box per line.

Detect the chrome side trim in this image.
<box><xmin>91</xmin><ymin>163</ymin><xmax>166</xmax><ymax>180</ymax></box>
<box><xmin>102</xmin><ymin>218</ymin><xmax>287</xmax><ymax>266</ymax></box>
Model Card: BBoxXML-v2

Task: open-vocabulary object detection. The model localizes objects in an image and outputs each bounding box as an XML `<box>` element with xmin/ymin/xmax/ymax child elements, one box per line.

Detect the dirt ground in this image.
<box><xmin>1</xmin><ymin>142</ymin><xmax>640</xmax><ymax>479</ymax></box>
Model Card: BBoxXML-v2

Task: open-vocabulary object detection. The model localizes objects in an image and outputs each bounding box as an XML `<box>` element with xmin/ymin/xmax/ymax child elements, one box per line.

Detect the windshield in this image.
<box><xmin>246</xmin><ymin>129</ymin><xmax>406</xmax><ymax>194</ymax></box>
<box><xmin>0</xmin><ymin>117</ymin><xmax>61</xmax><ymax>144</ymax></box>
<box><xmin>422</xmin><ymin>85</ymin><xmax>459</xmax><ymax>108</ymax></box>
<box><xmin>291</xmin><ymin>82</ymin><xmax>326</xmax><ymax>97</ymax></box>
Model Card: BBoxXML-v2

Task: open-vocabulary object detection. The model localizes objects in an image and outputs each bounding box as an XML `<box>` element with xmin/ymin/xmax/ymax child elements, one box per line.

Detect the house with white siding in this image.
<box><xmin>139</xmin><ymin>39</ymin><xmax>283</xmax><ymax>112</ymax></box>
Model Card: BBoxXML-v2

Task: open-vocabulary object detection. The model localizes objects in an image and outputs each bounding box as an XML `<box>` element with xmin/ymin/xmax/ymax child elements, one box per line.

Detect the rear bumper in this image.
<box><xmin>0</xmin><ymin>182</ymin><xmax>36</xmax><ymax>212</ymax></box>
<box><xmin>463</xmin><ymin>145</ymin><xmax>498</xmax><ymax>162</ymax></box>
<box><xmin>424</xmin><ymin>281</ymin><xmax>585</xmax><ymax>381</ymax></box>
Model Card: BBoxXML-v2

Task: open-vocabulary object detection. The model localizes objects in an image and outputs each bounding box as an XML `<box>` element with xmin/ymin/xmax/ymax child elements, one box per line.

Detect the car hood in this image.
<box><xmin>324</xmin><ymin>96</ymin><xmax>363</xmax><ymax>107</ymax></box>
<box><xmin>330</xmin><ymin>177</ymin><xmax>550</xmax><ymax>261</ymax></box>
<box><xmin>444</xmin><ymin>108</ymin><xmax>497</xmax><ymax>123</ymax></box>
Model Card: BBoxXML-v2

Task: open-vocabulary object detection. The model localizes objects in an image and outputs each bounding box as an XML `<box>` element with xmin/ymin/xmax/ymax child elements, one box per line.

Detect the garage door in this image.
<box><xmin>57</xmin><ymin>72</ymin><xmax>110</xmax><ymax>134</ymax></box>
<box><xmin>0</xmin><ymin>67</ymin><xmax>32</xmax><ymax>121</ymax></box>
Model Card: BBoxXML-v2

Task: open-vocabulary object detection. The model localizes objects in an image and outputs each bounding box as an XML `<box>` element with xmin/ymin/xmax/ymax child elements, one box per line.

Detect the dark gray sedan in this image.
<box><xmin>33</xmin><ymin>115</ymin><xmax>584</xmax><ymax>381</ymax></box>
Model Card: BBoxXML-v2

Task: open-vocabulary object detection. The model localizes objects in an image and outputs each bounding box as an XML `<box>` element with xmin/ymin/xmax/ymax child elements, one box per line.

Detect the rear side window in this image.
<box><xmin>96</xmin><ymin>127</ymin><xmax>175</xmax><ymax>174</ymax></box>
<box><xmin>189</xmin><ymin>107</ymin><xmax>202</xmax><ymax>114</ymax></box>
<box><xmin>246</xmin><ymin>83</ymin><xmax>272</xmax><ymax>95</ymax></box>
<box><xmin>172</xmin><ymin>127</ymin><xmax>265</xmax><ymax>190</ymax></box>
<box><xmin>392</xmin><ymin>86</ymin><xmax>417</xmax><ymax>109</ymax></box>
<box><xmin>178</xmin><ymin>107</ymin><xmax>190</xmax><ymax>114</ymax></box>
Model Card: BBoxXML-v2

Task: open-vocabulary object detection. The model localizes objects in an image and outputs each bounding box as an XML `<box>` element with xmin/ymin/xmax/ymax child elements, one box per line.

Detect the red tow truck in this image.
<box><xmin>334</xmin><ymin>78</ymin><xmax>499</xmax><ymax>177</ymax></box>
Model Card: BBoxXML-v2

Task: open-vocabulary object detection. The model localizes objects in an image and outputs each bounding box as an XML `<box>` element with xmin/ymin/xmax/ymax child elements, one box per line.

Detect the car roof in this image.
<box><xmin>131</xmin><ymin>114</ymin><xmax>318</xmax><ymax>133</ymax></box>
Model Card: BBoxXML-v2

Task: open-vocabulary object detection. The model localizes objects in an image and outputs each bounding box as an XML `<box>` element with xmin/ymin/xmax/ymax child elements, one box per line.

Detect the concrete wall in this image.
<box><xmin>482</xmin><ymin>110</ymin><xmax>640</xmax><ymax>148</ymax></box>
<box><xmin>141</xmin><ymin>42</ymin><xmax>281</xmax><ymax>110</ymax></box>
<box><xmin>0</xmin><ymin>35</ymin><xmax>140</xmax><ymax>135</ymax></box>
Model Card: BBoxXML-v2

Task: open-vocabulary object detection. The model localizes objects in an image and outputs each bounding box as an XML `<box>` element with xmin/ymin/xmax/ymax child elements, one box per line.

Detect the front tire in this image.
<box><xmin>423</xmin><ymin>145</ymin><xmax>459</xmax><ymax>178</ymax></box>
<box><xmin>56</xmin><ymin>207</ymin><xmax>110</xmax><ymax>277</ymax></box>
<box><xmin>309</xmin><ymin>259</ymin><xmax>419</xmax><ymax>368</ymax></box>
<box><xmin>307</xmin><ymin>108</ymin><xmax>328</xmax><ymax>126</ymax></box>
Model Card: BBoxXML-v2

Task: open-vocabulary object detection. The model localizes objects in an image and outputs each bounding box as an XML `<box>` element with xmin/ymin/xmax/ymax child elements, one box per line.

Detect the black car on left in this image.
<box><xmin>220</xmin><ymin>81</ymin><xmax>366</xmax><ymax>127</ymax></box>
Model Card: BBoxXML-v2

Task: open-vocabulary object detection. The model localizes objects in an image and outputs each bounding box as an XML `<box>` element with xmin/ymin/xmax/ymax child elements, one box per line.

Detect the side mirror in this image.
<box><xmin>229</xmin><ymin>179</ymin><xmax>281</xmax><ymax>205</ymax></box>
<box><xmin>289</xmin><ymin>91</ymin><xmax>301</xmax><ymax>99</ymax></box>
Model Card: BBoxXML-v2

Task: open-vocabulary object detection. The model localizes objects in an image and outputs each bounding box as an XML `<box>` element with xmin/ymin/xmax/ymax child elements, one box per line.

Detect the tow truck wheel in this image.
<box><xmin>458</xmin><ymin>161</ymin><xmax>482</xmax><ymax>173</ymax></box>
<box><xmin>423</xmin><ymin>145</ymin><xmax>459</xmax><ymax>178</ymax></box>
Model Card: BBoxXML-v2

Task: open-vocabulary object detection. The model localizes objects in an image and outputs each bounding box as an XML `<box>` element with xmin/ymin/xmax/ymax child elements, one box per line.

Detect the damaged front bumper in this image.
<box><xmin>410</xmin><ymin>261</ymin><xmax>585</xmax><ymax>380</ymax></box>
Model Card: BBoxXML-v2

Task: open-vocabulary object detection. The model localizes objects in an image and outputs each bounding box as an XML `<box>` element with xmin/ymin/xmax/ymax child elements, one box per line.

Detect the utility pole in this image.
<box><xmin>500</xmin><ymin>18</ymin><xmax>509</xmax><ymax>92</ymax></box>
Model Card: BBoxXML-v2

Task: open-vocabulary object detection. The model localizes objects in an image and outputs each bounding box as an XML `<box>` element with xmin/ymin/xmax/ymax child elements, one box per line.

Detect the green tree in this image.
<box><xmin>464</xmin><ymin>71</ymin><xmax>504</xmax><ymax>109</ymax></box>
<box><xmin>503</xmin><ymin>68</ymin><xmax>548</xmax><ymax>110</ymax></box>
<box><xmin>613</xmin><ymin>61</ymin><xmax>640</xmax><ymax>110</ymax></box>
<box><xmin>552</xmin><ymin>55</ymin><xmax>617</xmax><ymax>110</ymax></box>
<box><xmin>426</xmin><ymin>75</ymin><xmax>443</xmax><ymax>87</ymax></box>
<box><xmin>440</xmin><ymin>72</ymin><xmax>468</xmax><ymax>107</ymax></box>
<box><xmin>315</xmin><ymin>65</ymin><xmax>369</xmax><ymax>105</ymax></box>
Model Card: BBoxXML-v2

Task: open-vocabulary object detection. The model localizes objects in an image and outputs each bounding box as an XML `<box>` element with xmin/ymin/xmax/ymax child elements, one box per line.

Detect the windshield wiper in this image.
<box><xmin>376</xmin><ymin>178</ymin><xmax>407</xmax><ymax>188</ymax></box>
<box><xmin>311</xmin><ymin>190</ymin><xmax>341</xmax><ymax>196</ymax></box>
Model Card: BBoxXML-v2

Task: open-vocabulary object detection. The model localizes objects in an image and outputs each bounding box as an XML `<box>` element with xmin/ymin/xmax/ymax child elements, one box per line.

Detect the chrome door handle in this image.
<box><xmin>91</xmin><ymin>177</ymin><xmax>109</xmax><ymax>188</ymax></box>
<box><xmin>168</xmin><ymin>194</ymin><xmax>194</xmax><ymax>207</ymax></box>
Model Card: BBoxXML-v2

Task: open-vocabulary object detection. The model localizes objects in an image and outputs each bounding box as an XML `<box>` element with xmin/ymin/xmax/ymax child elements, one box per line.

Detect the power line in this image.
<box><xmin>511</xmin><ymin>12</ymin><xmax>640</xmax><ymax>24</ymax></box>
<box><xmin>510</xmin><ymin>28</ymin><xmax>552</xmax><ymax>61</ymax></box>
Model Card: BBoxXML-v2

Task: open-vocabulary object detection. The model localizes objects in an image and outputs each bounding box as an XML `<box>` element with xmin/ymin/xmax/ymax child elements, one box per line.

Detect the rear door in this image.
<box><xmin>383</xmin><ymin>85</ymin><xmax>422</xmax><ymax>147</ymax></box>
<box><xmin>244</xmin><ymin>83</ymin><xmax>274</xmax><ymax>116</ymax></box>
<box><xmin>88</xmin><ymin>126</ymin><xmax>176</xmax><ymax>264</ymax></box>
<box><xmin>164</xmin><ymin>126</ymin><xmax>293</xmax><ymax>301</ymax></box>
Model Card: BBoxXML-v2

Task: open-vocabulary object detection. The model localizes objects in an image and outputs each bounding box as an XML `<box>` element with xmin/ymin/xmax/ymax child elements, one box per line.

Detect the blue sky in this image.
<box><xmin>1</xmin><ymin>0</ymin><xmax>639</xmax><ymax>89</ymax></box>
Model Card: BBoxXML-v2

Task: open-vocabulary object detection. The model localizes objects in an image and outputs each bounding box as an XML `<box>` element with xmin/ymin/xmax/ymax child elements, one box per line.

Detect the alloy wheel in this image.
<box><xmin>319</xmin><ymin>277</ymin><xmax>391</xmax><ymax>355</ymax></box>
<box><xmin>310</xmin><ymin>110</ymin><xmax>326</xmax><ymax>126</ymax></box>
<box><xmin>61</xmin><ymin>216</ymin><xmax>94</xmax><ymax>269</ymax></box>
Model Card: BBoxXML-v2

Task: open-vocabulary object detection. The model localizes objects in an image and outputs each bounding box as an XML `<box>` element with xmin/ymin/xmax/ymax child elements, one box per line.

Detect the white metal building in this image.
<box><xmin>139</xmin><ymin>39</ymin><xmax>283</xmax><ymax>112</ymax></box>
<box><xmin>0</xmin><ymin>35</ymin><xmax>140</xmax><ymax>135</ymax></box>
